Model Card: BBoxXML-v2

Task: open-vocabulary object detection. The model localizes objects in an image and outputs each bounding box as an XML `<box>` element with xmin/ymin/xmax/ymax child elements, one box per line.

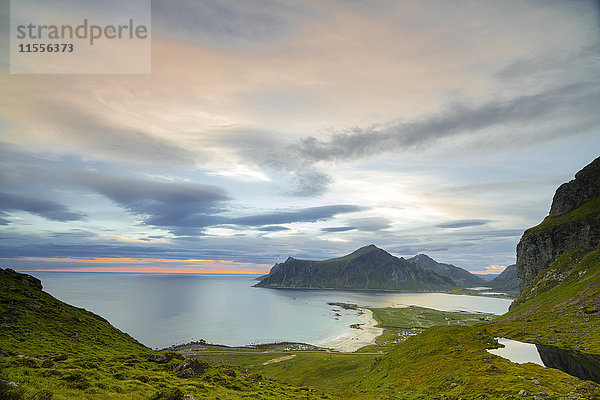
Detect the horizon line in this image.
<box><xmin>16</xmin><ymin>268</ymin><xmax>269</xmax><ymax>274</ymax></box>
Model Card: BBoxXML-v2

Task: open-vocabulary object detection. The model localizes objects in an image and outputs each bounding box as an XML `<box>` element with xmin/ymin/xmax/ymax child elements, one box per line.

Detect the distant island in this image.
<box><xmin>254</xmin><ymin>244</ymin><xmax>519</xmax><ymax>292</ymax></box>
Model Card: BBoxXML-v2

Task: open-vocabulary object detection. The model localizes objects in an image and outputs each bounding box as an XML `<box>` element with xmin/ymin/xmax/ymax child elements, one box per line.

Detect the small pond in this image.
<box><xmin>487</xmin><ymin>337</ymin><xmax>544</xmax><ymax>366</ymax></box>
<box><xmin>488</xmin><ymin>337</ymin><xmax>600</xmax><ymax>383</ymax></box>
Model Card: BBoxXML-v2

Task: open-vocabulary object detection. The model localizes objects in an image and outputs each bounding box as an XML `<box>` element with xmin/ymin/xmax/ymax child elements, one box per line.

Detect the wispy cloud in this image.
<box><xmin>0</xmin><ymin>192</ymin><xmax>86</xmax><ymax>222</ymax></box>
<box><xmin>153</xmin><ymin>0</ymin><xmax>312</xmax><ymax>48</ymax></box>
<box><xmin>437</xmin><ymin>220</ymin><xmax>489</xmax><ymax>229</ymax></box>
<box><xmin>321</xmin><ymin>226</ymin><xmax>356</xmax><ymax>233</ymax></box>
<box><xmin>70</xmin><ymin>170</ymin><xmax>230</xmax><ymax>230</ymax></box>
<box><xmin>258</xmin><ymin>226</ymin><xmax>291</xmax><ymax>232</ymax></box>
<box><xmin>290</xmin><ymin>82</ymin><xmax>600</xmax><ymax>163</ymax></box>
<box><xmin>229</xmin><ymin>205</ymin><xmax>367</xmax><ymax>226</ymax></box>
<box><xmin>1</xmin><ymin>0</ymin><xmax>598</xmax><ymax>272</ymax></box>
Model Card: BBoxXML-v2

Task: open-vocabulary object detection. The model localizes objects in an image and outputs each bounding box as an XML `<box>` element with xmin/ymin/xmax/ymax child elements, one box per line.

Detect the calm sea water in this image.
<box><xmin>29</xmin><ymin>272</ymin><xmax>513</xmax><ymax>349</ymax></box>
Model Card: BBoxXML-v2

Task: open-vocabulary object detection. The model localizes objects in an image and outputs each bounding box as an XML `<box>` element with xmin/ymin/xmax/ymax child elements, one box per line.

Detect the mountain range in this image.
<box><xmin>406</xmin><ymin>253</ymin><xmax>486</xmax><ymax>286</ymax></box>
<box><xmin>255</xmin><ymin>245</ymin><xmax>500</xmax><ymax>291</ymax></box>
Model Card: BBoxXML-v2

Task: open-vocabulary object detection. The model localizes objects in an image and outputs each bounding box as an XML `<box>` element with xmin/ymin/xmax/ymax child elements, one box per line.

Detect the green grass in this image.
<box><xmin>249</xmin><ymin>352</ymin><xmax>375</xmax><ymax>397</ymax></box>
<box><xmin>354</xmin><ymin>325</ymin><xmax>600</xmax><ymax>399</ymax></box>
<box><xmin>178</xmin><ymin>306</ymin><xmax>494</xmax><ymax>397</ymax></box>
<box><xmin>490</xmin><ymin>248</ymin><xmax>600</xmax><ymax>353</ymax></box>
<box><xmin>356</xmin><ymin>306</ymin><xmax>493</xmax><ymax>353</ymax></box>
<box><xmin>527</xmin><ymin>197</ymin><xmax>600</xmax><ymax>234</ymax></box>
<box><xmin>371</xmin><ymin>306</ymin><xmax>492</xmax><ymax>329</ymax></box>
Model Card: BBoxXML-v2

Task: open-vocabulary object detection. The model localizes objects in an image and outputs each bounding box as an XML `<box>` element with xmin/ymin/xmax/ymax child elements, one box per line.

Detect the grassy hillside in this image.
<box><xmin>2</xmin><ymin>266</ymin><xmax>599</xmax><ymax>399</ymax></box>
<box><xmin>357</xmin><ymin>306</ymin><xmax>492</xmax><ymax>353</ymax></box>
<box><xmin>491</xmin><ymin>247</ymin><xmax>600</xmax><ymax>354</ymax></box>
<box><xmin>177</xmin><ymin>306</ymin><xmax>600</xmax><ymax>399</ymax></box>
<box><xmin>0</xmin><ymin>268</ymin><xmax>330</xmax><ymax>400</ymax></box>
<box><xmin>354</xmin><ymin>325</ymin><xmax>599</xmax><ymax>399</ymax></box>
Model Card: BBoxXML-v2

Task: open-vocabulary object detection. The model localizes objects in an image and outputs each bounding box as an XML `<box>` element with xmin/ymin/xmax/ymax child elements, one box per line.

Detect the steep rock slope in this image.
<box><xmin>255</xmin><ymin>245</ymin><xmax>456</xmax><ymax>290</ymax></box>
<box><xmin>516</xmin><ymin>156</ymin><xmax>600</xmax><ymax>290</ymax></box>
<box><xmin>407</xmin><ymin>254</ymin><xmax>486</xmax><ymax>286</ymax></box>
<box><xmin>492</xmin><ymin>156</ymin><xmax>600</xmax><ymax>353</ymax></box>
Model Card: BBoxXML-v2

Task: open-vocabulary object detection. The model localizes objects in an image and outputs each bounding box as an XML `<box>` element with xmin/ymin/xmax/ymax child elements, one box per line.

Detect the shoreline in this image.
<box><xmin>254</xmin><ymin>285</ymin><xmax>515</xmax><ymax>299</ymax></box>
<box><xmin>317</xmin><ymin>308</ymin><xmax>383</xmax><ymax>352</ymax></box>
<box><xmin>164</xmin><ymin>308</ymin><xmax>384</xmax><ymax>353</ymax></box>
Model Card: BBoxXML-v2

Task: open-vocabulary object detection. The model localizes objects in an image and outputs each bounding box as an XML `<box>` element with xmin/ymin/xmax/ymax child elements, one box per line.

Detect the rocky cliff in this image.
<box><xmin>255</xmin><ymin>245</ymin><xmax>456</xmax><ymax>290</ymax></box>
<box><xmin>549</xmin><ymin>157</ymin><xmax>600</xmax><ymax>217</ymax></box>
<box><xmin>492</xmin><ymin>157</ymin><xmax>600</xmax><ymax>354</ymax></box>
<box><xmin>516</xmin><ymin>156</ymin><xmax>600</xmax><ymax>292</ymax></box>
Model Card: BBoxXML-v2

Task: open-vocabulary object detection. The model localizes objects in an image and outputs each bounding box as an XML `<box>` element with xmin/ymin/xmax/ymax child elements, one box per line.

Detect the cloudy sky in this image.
<box><xmin>1</xmin><ymin>0</ymin><xmax>599</xmax><ymax>274</ymax></box>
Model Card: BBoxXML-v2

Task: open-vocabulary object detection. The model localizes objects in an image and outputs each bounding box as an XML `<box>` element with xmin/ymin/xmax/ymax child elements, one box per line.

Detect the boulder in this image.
<box><xmin>53</xmin><ymin>353</ymin><xmax>68</xmax><ymax>362</ymax></box>
<box><xmin>175</xmin><ymin>358</ymin><xmax>208</xmax><ymax>378</ymax></box>
<box><xmin>147</xmin><ymin>353</ymin><xmax>174</xmax><ymax>363</ymax></box>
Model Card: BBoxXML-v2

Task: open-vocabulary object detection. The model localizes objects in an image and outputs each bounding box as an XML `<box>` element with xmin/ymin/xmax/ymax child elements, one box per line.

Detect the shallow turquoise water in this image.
<box><xmin>30</xmin><ymin>272</ymin><xmax>513</xmax><ymax>349</ymax></box>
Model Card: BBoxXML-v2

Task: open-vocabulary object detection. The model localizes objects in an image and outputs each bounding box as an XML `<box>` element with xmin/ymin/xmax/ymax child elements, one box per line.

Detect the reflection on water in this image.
<box><xmin>537</xmin><ymin>344</ymin><xmax>600</xmax><ymax>384</ymax></box>
<box><xmin>487</xmin><ymin>338</ymin><xmax>544</xmax><ymax>366</ymax></box>
<box><xmin>488</xmin><ymin>338</ymin><xmax>600</xmax><ymax>384</ymax></box>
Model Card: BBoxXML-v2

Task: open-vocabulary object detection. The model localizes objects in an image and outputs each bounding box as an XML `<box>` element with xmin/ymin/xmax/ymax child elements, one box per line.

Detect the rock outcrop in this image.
<box><xmin>0</xmin><ymin>268</ymin><xmax>42</xmax><ymax>290</ymax></box>
<box><xmin>549</xmin><ymin>157</ymin><xmax>600</xmax><ymax>217</ymax></box>
<box><xmin>176</xmin><ymin>358</ymin><xmax>209</xmax><ymax>378</ymax></box>
<box><xmin>516</xmin><ymin>156</ymin><xmax>600</xmax><ymax>292</ymax></box>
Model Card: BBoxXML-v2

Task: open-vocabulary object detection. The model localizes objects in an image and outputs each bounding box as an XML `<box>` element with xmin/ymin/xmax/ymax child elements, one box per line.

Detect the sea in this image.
<box><xmin>29</xmin><ymin>272</ymin><xmax>513</xmax><ymax>349</ymax></box>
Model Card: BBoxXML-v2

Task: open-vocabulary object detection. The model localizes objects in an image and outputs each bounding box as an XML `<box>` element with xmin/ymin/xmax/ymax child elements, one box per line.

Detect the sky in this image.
<box><xmin>1</xmin><ymin>0</ymin><xmax>599</xmax><ymax>275</ymax></box>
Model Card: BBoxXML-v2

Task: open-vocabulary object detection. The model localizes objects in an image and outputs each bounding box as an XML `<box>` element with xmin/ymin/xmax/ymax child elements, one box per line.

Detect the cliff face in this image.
<box><xmin>492</xmin><ymin>157</ymin><xmax>600</xmax><ymax>353</ymax></box>
<box><xmin>549</xmin><ymin>157</ymin><xmax>600</xmax><ymax>217</ymax></box>
<box><xmin>255</xmin><ymin>245</ymin><xmax>456</xmax><ymax>291</ymax></box>
<box><xmin>516</xmin><ymin>156</ymin><xmax>600</xmax><ymax>292</ymax></box>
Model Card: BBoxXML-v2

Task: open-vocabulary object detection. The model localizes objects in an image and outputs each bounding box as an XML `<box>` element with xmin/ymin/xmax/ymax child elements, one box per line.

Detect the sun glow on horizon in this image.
<box><xmin>18</xmin><ymin>267</ymin><xmax>268</xmax><ymax>274</ymax></box>
<box><xmin>11</xmin><ymin>257</ymin><xmax>271</xmax><ymax>275</ymax></box>
<box><xmin>471</xmin><ymin>265</ymin><xmax>507</xmax><ymax>275</ymax></box>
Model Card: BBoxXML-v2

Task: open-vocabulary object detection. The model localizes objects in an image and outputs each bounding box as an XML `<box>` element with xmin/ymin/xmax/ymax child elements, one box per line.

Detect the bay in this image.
<box><xmin>30</xmin><ymin>272</ymin><xmax>513</xmax><ymax>349</ymax></box>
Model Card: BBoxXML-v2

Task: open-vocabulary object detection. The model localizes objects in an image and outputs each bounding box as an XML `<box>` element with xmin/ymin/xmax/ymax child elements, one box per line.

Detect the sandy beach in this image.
<box><xmin>317</xmin><ymin>308</ymin><xmax>383</xmax><ymax>352</ymax></box>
